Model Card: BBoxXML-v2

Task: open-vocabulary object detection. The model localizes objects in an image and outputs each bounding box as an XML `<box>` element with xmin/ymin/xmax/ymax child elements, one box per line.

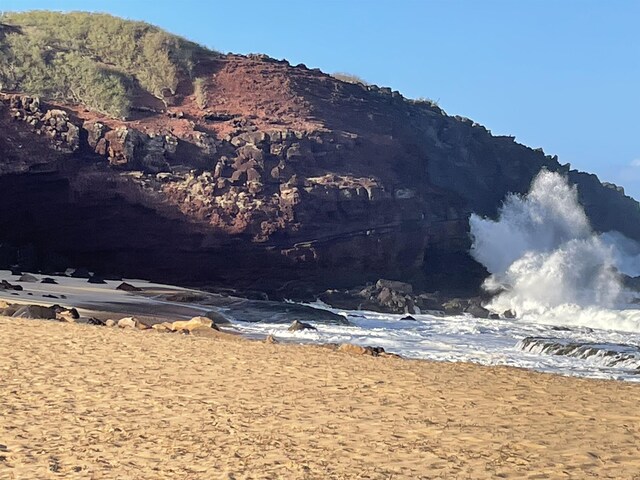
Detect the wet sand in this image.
<box><xmin>1</xmin><ymin>316</ymin><xmax>640</xmax><ymax>479</ymax></box>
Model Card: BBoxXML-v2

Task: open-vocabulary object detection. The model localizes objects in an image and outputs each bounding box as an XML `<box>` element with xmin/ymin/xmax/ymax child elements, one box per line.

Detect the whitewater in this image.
<box><xmin>236</xmin><ymin>170</ymin><xmax>640</xmax><ymax>382</ymax></box>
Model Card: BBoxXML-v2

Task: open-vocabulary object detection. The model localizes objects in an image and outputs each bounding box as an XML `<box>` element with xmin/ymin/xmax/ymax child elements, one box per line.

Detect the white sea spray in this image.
<box><xmin>470</xmin><ymin>169</ymin><xmax>640</xmax><ymax>332</ymax></box>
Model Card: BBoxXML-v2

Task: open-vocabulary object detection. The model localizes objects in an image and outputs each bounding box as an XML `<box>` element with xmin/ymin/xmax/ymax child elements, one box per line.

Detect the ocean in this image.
<box><xmin>234</xmin><ymin>302</ymin><xmax>640</xmax><ymax>382</ymax></box>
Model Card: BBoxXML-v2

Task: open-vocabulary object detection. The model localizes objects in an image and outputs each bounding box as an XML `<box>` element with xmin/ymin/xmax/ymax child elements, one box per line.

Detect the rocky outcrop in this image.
<box><xmin>4</xmin><ymin>95</ymin><xmax>79</xmax><ymax>152</ymax></box>
<box><xmin>318</xmin><ymin>279</ymin><xmax>495</xmax><ymax>316</ymax></box>
<box><xmin>320</xmin><ymin>279</ymin><xmax>418</xmax><ymax>314</ymax></box>
<box><xmin>1</xmin><ymin>52</ymin><xmax>639</xmax><ymax>300</ymax></box>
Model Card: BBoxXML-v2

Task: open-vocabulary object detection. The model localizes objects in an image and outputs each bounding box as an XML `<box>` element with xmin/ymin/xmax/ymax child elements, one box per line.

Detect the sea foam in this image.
<box><xmin>470</xmin><ymin>169</ymin><xmax>640</xmax><ymax>332</ymax></box>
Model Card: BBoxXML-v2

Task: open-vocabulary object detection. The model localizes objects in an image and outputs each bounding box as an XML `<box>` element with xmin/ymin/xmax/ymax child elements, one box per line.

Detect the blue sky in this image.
<box><xmin>3</xmin><ymin>0</ymin><xmax>640</xmax><ymax>199</ymax></box>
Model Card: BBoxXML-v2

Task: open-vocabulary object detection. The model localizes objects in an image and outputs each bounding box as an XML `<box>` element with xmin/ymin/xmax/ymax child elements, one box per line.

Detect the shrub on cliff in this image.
<box><xmin>193</xmin><ymin>77</ymin><xmax>208</xmax><ymax>109</ymax></box>
<box><xmin>0</xmin><ymin>11</ymin><xmax>216</xmax><ymax>118</ymax></box>
<box><xmin>332</xmin><ymin>72</ymin><xmax>369</xmax><ymax>86</ymax></box>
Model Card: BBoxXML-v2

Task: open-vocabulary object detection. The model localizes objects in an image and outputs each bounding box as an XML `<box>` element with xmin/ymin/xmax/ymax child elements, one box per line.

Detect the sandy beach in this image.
<box><xmin>1</xmin><ymin>316</ymin><xmax>640</xmax><ymax>479</ymax></box>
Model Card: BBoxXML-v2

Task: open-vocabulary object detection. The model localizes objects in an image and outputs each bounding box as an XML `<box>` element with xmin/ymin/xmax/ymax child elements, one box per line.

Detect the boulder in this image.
<box><xmin>0</xmin><ymin>305</ymin><xmax>18</xmax><ymax>316</ymax></box>
<box><xmin>41</xmin><ymin>277</ymin><xmax>58</xmax><ymax>284</ymax></box>
<box><xmin>465</xmin><ymin>303</ymin><xmax>490</xmax><ymax>319</ymax></box>
<box><xmin>83</xmin><ymin>120</ymin><xmax>106</xmax><ymax>149</ymax></box>
<box><xmin>117</xmin><ymin>317</ymin><xmax>149</xmax><ymax>330</ymax></box>
<box><xmin>70</xmin><ymin>267</ymin><xmax>91</xmax><ymax>279</ymax></box>
<box><xmin>85</xmin><ymin>317</ymin><xmax>107</xmax><ymax>326</ymax></box>
<box><xmin>377</xmin><ymin>287</ymin><xmax>393</xmax><ymax>305</ymax></box>
<box><xmin>88</xmin><ymin>275</ymin><xmax>107</xmax><ymax>284</ymax></box>
<box><xmin>116</xmin><ymin>282</ymin><xmax>142</xmax><ymax>292</ymax></box>
<box><xmin>338</xmin><ymin>343</ymin><xmax>386</xmax><ymax>356</ymax></box>
<box><xmin>18</xmin><ymin>273</ymin><xmax>38</xmax><ymax>283</ymax></box>
<box><xmin>400</xmin><ymin>315</ymin><xmax>416</xmax><ymax>321</ymax></box>
<box><xmin>375</xmin><ymin>279</ymin><xmax>413</xmax><ymax>295</ymax></box>
<box><xmin>323</xmin><ymin>280</ymin><xmax>422</xmax><ymax>315</ymax></box>
<box><xmin>57</xmin><ymin>312</ymin><xmax>76</xmax><ymax>323</ymax></box>
<box><xmin>415</xmin><ymin>293</ymin><xmax>444</xmax><ymax>311</ymax></box>
<box><xmin>442</xmin><ymin>299</ymin><xmax>468</xmax><ymax>315</ymax></box>
<box><xmin>105</xmin><ymin>319</ymin><xmax>117</xmax><ymax>327</ymax></box>
<box><xmin>204</xmin><ymin>310</ymin><xmax>232</xmax><ymax>324</ymax></box>
<box><xmin>104</xmin><ymin>127</ymin><xmax>144</xmax><ymax>167</ymax></box>
<box><xmin>152</xmin><ymin>322</ymin><xmax>174</xmax><ymax>332</ymax></box>
<box><xmin>376</xmin><ymin>289</ymin><xmax>415</xmax><ymax>315</ymax></box>
<box><xmin>171</xmin><ymin>316</ymin><xmax>218</xmax><ymax>332</ymax></box>
<box><xmin>64</xmin><ymin>307</ymin><xmax>80</xmax><ymax>319</ymax></box>
<box><xmin>1</xmin><ymin>280</ymin><xmax>23</xmax><ymax>291</ymax></box>
<box><xmin>12</xmin><ymin>304</ymin><xmax>57</xmax><ymax>319</ymax></box>
<box><xmin>288</xmin><ymin>320</ymin><xmax>317</xmax><ymax>332</ymax></box>
<box><xmin>503</xmin><ymin>310</ymin><xmax>516</xmax><ymax>319</ymax></box>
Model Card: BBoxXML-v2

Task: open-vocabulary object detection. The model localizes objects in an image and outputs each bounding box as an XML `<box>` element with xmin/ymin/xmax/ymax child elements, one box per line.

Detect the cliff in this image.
<box><xmin>1</xmin><ymin>12</ymin><xmax>638</xmax><ymax>299</ymax></box>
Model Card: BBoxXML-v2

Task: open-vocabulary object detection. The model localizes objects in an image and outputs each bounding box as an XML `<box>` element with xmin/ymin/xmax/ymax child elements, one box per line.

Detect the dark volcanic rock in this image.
<box><xmin>1</xmin><ymin>280</ymin><xmax>22</xmax><ymax>291</ymax></box>
<box><xmin>227</xmin><ymin>300</ymin><xmax>349</xmax><ymax>325</ymax></box>
<box><xmin>319</xmin><ymin>280</ymin><xmax>418</xmax><ymax>315</ymax></box>
<box><xmin>442</xmin><ymin>299</ymin><xmax>468</xmax><ymax>315</ymax></box>
<box><xmin>41</xmin><ymin>277</ymin><xmax>58</xmax><ymax>284</ymax></box>
<box><xmin>338</xmin><ymin>343</ymin><xmax>387</xmax><ymax>356</ymax></box>
<box><xmin>0</xmin><ymin>304</ymin><xmax>17</xmax><ymax>316</ymax></box>
<box><xmin>87</xmin><ymin>275</ymin><xmax>107</xmax><ymax>284</ymax></box>
<box><xmin>203</xmin><ymin>310</ymin><xmax>231</xmax><ymax>324</ymax></box>
<box><xmin>464</xmin><ymin>301</ymin><xmax>491</xmax><ymax>319</ymax></box>
<box><xmin>116</xmin><ymin>282</ymin><xmax>142</xmax><ymax>292</ymax></box>
<box><xmin>288</xmin><ymin>320</ymin><xmax>317</xmax><ymax>332</ymax></box>
<box><xmin>18</xmin><ymin>273</ymin><xmax>38</xmax><ymax>282</ymax></box>
<box><xmin>12</xmin><ymin>304</ymin><xmax>57</xmax><ymax>319</ymax></box>
<box><xmin>70</xmin><ymin>268</ymin><xmax>91</xmax><ymax>279</ymax></box>
<box><xmin>376</xmin><ymin>279</ymin><xmax>413</xmax><ymax>295</ymax></box>
<box><xmin>85</xmin><ymin>317</ymin><xmax>108</xmax><ymax>326</ymax></box>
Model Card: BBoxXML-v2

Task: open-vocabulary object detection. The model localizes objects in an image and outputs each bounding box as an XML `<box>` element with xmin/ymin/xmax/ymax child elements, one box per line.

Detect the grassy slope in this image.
<box><xmin>0</xmin><ymin>11</ymin><xmax>216</xmax><ymax>118</ymax></box>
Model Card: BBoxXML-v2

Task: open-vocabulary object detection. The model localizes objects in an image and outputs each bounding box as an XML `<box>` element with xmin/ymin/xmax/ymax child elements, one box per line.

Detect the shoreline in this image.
<box><xmin>3</xmin><ymin>269</ymin><xmax>640</xmax><ymax>383</ymax></box>
<box><xmin>2</xmin><ymin>315</ymin><xmax>640</xmax><ymax>479</ymax></box>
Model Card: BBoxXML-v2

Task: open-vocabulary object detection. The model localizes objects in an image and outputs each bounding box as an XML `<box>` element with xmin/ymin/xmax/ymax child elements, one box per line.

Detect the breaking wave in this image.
<box><xmin>470</xmin><ymin>169</ymin><xmax>640</xmax><ymax>333</ymax></box>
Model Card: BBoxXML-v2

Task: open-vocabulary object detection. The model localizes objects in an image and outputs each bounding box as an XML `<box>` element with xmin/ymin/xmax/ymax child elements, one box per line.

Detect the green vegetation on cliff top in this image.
<box><xmin>0</xmin><ymin>11</ymin><xmax>216</xmax><ymax>118</ymax></box>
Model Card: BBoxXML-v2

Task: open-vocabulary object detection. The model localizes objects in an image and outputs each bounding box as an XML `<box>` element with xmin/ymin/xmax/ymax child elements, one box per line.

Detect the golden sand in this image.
<box><xmin>1</xmin><ymin>316</ymin><xmax>640</xmax><ymax>479</ymax></box>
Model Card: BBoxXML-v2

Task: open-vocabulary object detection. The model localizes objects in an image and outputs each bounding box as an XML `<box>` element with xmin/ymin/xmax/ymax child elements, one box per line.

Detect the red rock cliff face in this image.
<box><xmin>0</xmin><ymin>55</ymin><xmax>638</xmax><ymax>296</ymax></box>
